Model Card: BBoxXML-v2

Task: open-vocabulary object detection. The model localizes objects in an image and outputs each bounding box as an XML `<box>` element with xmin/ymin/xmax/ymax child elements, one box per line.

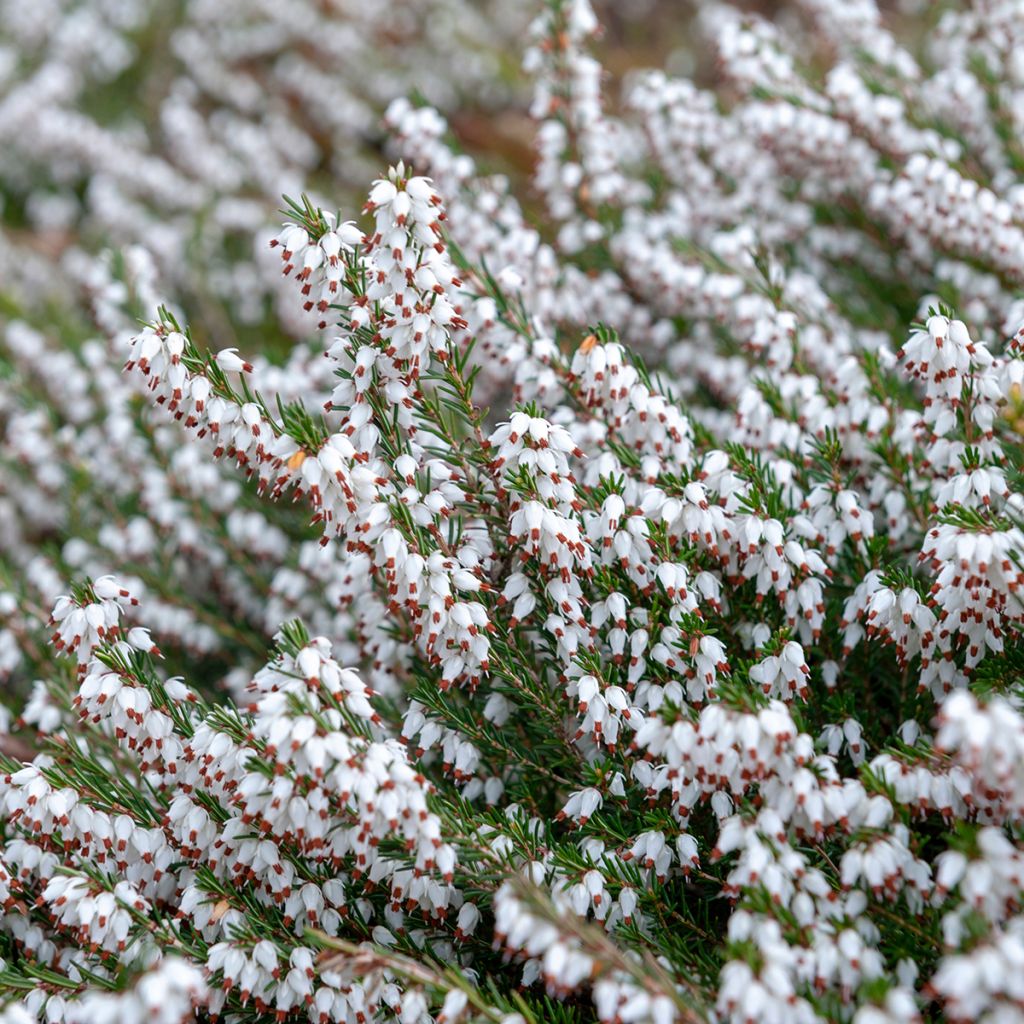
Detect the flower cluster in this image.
<box><xmin>6</xmin><ymin>0</ymin><xmax>1024</xmax><ymax>1022</ymax></box>
<box><xmin>1</xmin><ymin>582</ymin><xmax>455</xmax><ymax>1023</ymax></box>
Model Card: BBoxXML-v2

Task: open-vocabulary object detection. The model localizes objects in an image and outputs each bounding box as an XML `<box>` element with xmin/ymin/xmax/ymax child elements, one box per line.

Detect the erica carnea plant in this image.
<box><xmin>6</xmin><ymin>1</ymin><xmax>1024</xmax><ymax>1023</ymax></box>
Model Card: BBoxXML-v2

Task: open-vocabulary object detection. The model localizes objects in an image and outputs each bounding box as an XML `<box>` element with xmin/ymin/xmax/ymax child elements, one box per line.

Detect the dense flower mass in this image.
<box><xmin>7</xmin><ymin>0</ymin><xmax>1024</xmax><ymax>1022</ymax></box>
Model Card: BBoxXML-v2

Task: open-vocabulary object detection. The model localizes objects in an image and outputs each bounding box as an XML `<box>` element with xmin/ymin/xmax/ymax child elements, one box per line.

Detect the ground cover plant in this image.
<box><xmin>4</xmin><ymin>0</ymin><xmax>1024</xmax><ymax>1021</ymax></box>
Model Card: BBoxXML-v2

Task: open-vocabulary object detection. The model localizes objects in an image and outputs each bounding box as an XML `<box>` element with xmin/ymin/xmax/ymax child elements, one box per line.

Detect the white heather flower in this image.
<box><xmin>213</xmin><ymin>348</ymin><xmax>254</xmax><ymax>375</ymax></box>
<box><xmin>15</xmin><ymin>2</ymin><xmax>1024</xmax><ymax>1021</ymax></box>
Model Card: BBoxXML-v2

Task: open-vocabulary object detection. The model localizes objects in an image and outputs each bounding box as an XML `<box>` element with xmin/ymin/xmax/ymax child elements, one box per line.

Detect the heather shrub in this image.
<box><xmin>4</xmin><ymin>2</ymin><xmax>1024</xmax><ymax>1023</ymax></box>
